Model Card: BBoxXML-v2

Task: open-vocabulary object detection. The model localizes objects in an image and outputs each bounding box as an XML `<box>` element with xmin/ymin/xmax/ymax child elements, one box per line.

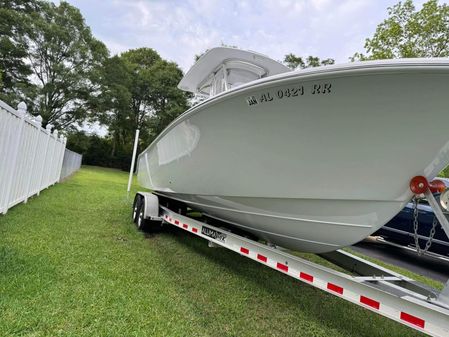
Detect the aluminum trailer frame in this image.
<box><xmin>133</xmin><ymin>189</ymin><xmax>449</xmax><ymax>337</ymax></box>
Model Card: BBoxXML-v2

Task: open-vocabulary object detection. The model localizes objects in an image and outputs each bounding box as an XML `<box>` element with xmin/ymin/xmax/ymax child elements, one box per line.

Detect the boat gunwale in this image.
<box><xmin>139</xmin><ymin>59</ymin><xmax>449</xmax><ymax>160</ymax></box>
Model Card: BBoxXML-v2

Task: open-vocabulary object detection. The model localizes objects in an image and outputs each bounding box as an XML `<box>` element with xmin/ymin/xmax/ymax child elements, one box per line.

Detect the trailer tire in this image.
<box><xmin>132</xmin><ymin>194</ymin><xmax>142</xmax><ymax>224</ymax></box>
<box><xmin>136</xmin><ymin>199</ymin><xmax>148</xmax><ymax>231</ymax></box>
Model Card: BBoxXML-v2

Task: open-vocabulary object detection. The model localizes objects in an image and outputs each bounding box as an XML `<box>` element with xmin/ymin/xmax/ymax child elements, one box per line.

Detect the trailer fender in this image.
<box><xmin>136</xmin><ymin>192</ymin><xmax>162</xmax><ymax>221</ymax></box>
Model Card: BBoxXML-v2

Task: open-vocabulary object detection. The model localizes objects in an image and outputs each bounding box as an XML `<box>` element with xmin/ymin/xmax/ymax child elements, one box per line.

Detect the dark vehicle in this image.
<box><xmin>374</xmin><ymin>178</ymin><xmax>449</xmax><ymax>257</ymax></box>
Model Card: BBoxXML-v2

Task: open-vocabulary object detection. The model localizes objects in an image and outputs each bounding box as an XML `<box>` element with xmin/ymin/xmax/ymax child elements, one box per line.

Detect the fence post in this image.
<box><xmin>58</xmin><ymin>136</ymin><xmax>67</xmax><ymax>182</ymax></box>
<box><xmin>49</xmin><ymin>129</ymin><xmax>58</xmax><ymax>186</ymax></box>
<box><xmin>2</xmin><ymin>102</ymin><xmax>27</xmax><ymax>214</ymax></box>
<box><xmin>24</xmin><ymin>115</ymin><xmax>43</xmax><ymax>203</ymax></box>
<box><xmin>37</xmin><ymin>124</ymin><xmax>52</xmax><ymax>196</ymax></box>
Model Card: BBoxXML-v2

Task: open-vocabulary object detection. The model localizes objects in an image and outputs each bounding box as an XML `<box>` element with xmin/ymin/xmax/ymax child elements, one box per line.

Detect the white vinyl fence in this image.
<box><xmin>60</xmin><ymin>149</ymin><xmax>82</xmax><ymax>180</ymax></box>
<box><xmin>0</xmin><ymin>100</ymin><xmax>80</xmax><ymax>214</ymax></box>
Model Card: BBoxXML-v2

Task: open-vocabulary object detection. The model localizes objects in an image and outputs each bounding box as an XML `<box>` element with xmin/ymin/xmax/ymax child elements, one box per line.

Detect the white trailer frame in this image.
<box><xmin>133</xmin><ymin>188</ymin><xmax>449</xmax><ymax>337</ymax></box>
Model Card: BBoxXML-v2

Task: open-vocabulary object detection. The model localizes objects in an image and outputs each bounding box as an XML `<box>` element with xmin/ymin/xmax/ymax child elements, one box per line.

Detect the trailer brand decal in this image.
<box><xmin>201</xmin><ymin>226</ymin><xmax>227</xmax><ymax>242</ymax></box>
<box><xmin>246</xmin><ymin>82</ymin><xmax>332</xmax><ymax>106</ymax></box>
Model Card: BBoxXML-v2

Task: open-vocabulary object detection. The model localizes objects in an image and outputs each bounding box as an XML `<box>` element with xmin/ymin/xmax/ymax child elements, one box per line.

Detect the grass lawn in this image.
<box><xmin>0</xmin><ymin>166</ymin><xmax>436</xmax><ymax>337</ymax></box>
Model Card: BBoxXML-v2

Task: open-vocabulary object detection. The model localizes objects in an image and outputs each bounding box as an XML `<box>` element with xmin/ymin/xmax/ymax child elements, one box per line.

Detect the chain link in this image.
<box><xmin>412</xmin><ymin>197</ymin><xmax>439</xmax><ymax>255</ymax></box>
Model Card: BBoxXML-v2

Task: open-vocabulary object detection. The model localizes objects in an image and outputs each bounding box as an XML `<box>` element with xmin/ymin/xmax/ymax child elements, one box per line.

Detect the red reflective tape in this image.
<box><xmin>164</xmin><ymin>215</ymin><xmax>168</xmax><ymax>220</ymax></box>
<box><xmin>400</xmin><ymin>312</ymin><xmax>425</xmax><ymax>329</ymax></box>
<box><xmin>175</xmin><ymin>220</ymin><xmax>179</xmax><ymax>225</ymax></box>
<box><xmin>192</xmin><ymin>228</ymin><xmax>198</xmax><ymax>233</ymax></box>
<box><xmin>182</xmin><ymin>224</ymin><xmax>188</xmax><ymax>229</ymax></box>
<box><xmin>299</xmin><ymin>272</ymin><xmax>314</xmax><ymax>283</ymax></box>
<box><xmin>257</xmin><ymin>254</ymin><xmax>267</xmax><ymax>263</ymax></box>
<box><xmin>169</xmin><ymin>217</ymin><xmax>172</xmax><ymax>222</ymax></box>
<box><xmin>240</xmin><ymin>247</ymin><xmax>249</xmax><ymax>254</ymax></box>
<box><xmin>276</xmin><ymin>262</ymin><xmax>288</xmax><ymax>272</ymax></box>
<box><xmin>327</xmin><ymin>282</ymin><xmax>343</xmax><ymax>295</ymax></box>
<box><xmin>360</xmin><ymin>296</ymin><xmax>380</xmax><ymax>310</ymax></box>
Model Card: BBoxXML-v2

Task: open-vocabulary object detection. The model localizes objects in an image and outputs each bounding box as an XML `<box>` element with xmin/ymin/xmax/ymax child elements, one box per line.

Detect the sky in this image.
<box><xmin>58</xmin><ymin>0</ymin><xmax>430</xmax><ymax>72</ymax></box>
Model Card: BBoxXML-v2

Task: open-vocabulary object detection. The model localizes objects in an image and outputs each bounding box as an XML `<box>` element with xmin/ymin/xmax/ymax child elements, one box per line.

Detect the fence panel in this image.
<box><xmin>60</xmin><ymin>149</ymin><xmax>82</xmax><ymax>180</ymax></box>
<box><xmin>0</xmin><ymin>100</ymin><xmax>81</xmax><ymax>214</ymax></box>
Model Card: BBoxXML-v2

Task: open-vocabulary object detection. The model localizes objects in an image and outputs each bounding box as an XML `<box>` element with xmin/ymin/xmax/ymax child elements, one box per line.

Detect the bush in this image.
<box><xmin>66</xmin><ymin>131</ymin><xmax>133</xmax><ymax>171</ymax></box>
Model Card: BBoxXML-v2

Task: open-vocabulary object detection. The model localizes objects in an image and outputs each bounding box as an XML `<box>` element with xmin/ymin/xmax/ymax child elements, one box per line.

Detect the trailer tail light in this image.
<box><xmin>410</xmin><ymin>176</ymin><xmax>446</xmax><ymax>194</ymax></box>
<box><xmin>429</xmin><ymin>179</ymin><xmax>446</xmax><ymax>193</ymax></box>
<box><xmin>410</xmin><ymin>176</ymin><xmax>429</xmax><ymax>194</ymax></box>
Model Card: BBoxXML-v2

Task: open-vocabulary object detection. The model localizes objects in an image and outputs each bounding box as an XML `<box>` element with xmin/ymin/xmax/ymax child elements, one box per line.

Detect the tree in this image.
<box><xmin>120</xmin><ymin>48</ymin><xmax>189</xmax><ymax>142</ymax></box>
<box><xmin>353</xmin><ymin>0</ymin><xmax>449</xmax><ymax>60</ymax></box>
<box><xmin>23</xmin><ymin>1</ymin><xmax>108</xmax><ymax>128</ymax></box>
<box><xmin>146</xmin><ymin>60</ymin><xmax>190</xmax><ymax>139</ymax></box>
<box><xmin>0</xmin><ymin>0</ymin><xmax>41</xmax><ymax>106</ymax></box>
<box><xmin>284</xmin><ymin>53</ymin><xmax>335</xmax><ymax>70</ymax></box>
<box><xmin>88</xmin><ymin>48</ymin><xmax>189</xmax><ymax>170</ymax></box>
<box><xmin>95</xmin><ymin>55</ymin><xmax>133</xmax><ymax>157</ymax></box>
<box><xmin>120</xmin><ymin>48</ymin><xmax>162</xmax><ymax>131</ymax></box>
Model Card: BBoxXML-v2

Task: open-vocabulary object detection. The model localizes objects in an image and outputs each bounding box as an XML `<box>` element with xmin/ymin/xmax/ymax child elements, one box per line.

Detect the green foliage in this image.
<box><xmin>145</xmin><ymin>59</ymin><xmax>190</xmax><ymax>140</ymax></box>
<box><xmin>66</xmin><ymin>131</ymin><xmax>133</xmax><ymax>171</ymax></box>
<box><xmin>94</xmin><ymin>55</ymin><xmax>133</xmax><ymax>158</ymax></box>
<box><xmin>23</xmin><ymin>1</ymin><xmax>109</xmax><ymax>128</ymax></box>
<box><xmin>0</xmin><ymin>0</ymin><xmax>109</xmax><ymax>129</ymax></box>
<box><xmin>284</xmin><ymin>53</ymin><xmax>335</xmax><ymax>70</ymax></box>
<box><xmin>92</xmin><ymin>48</ymin><xmax>189</xmax><ymax>166</ymax></box>
<box><xmin>0</xmin><ymin>0</ymin><xmax>40</xmax><ymax>106</ymax></box>
<box><xmin>120</xmin><ymin>48</ymin><xmax>163</xmax><ymax>131</ymax></box>
<box><xmin>439</xmin><ymin>166</ymin><xmax>449</xmax><ymax>178</ymax></box>
<box><xmin>67</xmin><ymin>48</ymin><xmax>189</xmax><ymax>171</ymax></box>
<box><xmin>353</xmin><ymin>0</ymin><xmax>449</xmax><ymax>60</ymax></box>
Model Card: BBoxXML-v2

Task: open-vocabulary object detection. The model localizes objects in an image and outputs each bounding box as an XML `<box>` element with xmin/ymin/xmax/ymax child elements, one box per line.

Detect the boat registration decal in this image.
<box><xmin>246</xmin><ymin>82</ymin><xmax>332</xmax><ymax>106</ymax></box>
<box><xmin>201</xmin><ymin>226</ymin><xmax>227</xmax><ymax>242</ymax></box>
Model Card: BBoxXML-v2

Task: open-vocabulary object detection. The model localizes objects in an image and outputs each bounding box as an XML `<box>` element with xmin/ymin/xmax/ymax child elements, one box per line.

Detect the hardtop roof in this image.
<box><xmin>178</xmin><ymin>47</ymin><xmax>291</xmax><ymax>94</ymax></box>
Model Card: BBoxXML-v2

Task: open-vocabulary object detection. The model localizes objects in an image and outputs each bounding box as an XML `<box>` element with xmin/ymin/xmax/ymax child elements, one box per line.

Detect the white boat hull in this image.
<box><xmin>138</xmin><ymin>60</ymin><xmax>449</xmax><ymax>253</ymax></box>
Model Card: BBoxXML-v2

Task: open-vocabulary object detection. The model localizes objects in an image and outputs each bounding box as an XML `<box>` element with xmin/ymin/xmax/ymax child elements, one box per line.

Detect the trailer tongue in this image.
<box><xmin>132</xmin><ymin>176</ymin><xmax>449</xmax><ymax>337</ymax></box>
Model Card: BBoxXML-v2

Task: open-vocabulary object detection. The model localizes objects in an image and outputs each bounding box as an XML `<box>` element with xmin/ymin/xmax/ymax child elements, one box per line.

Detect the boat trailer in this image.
<box><xmin>132</xmin><ymin>176</ymin><xmax>449</xmax><ymax>337</ymax></box>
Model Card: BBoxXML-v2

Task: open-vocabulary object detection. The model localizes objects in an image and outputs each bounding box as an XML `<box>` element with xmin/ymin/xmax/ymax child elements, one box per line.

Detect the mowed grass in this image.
<box><xmin>0</xmin><ymin>166</ymin><xmax>433</xmax><ymax>337</ymax></box>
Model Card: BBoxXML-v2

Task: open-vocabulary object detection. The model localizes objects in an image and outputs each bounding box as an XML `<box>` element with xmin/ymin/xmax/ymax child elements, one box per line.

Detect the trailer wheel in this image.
<box><xmin>132</xmin><ymin>194</ymin><xmax>142</xmax><ymax>224</ymax></box>
<box><xmin>136</xmin><ymin>199</ymin><xmax>148</xmax><ymax>231</ymax></box>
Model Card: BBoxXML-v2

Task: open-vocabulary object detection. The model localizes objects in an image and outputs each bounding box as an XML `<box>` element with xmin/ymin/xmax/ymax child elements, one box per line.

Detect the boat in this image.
<box><xmin>136</xmin><ymin>46</ymin><xmax>449</xmax><ymax>253</ymax></box>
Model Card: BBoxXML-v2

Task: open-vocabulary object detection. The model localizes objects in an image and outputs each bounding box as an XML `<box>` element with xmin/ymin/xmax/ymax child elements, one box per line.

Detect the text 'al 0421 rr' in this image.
<box><xmin>246</xmin><ymin>82</ymin><xmax>332</xmax><ymax>106</ymax></box>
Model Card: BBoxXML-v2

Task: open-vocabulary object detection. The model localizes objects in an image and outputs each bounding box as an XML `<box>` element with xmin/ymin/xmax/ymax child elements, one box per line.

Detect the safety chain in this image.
<box><xmin>412</xmin><ymin>197</ymin><xmax>439</xmax><ymax>255</ymax></box>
